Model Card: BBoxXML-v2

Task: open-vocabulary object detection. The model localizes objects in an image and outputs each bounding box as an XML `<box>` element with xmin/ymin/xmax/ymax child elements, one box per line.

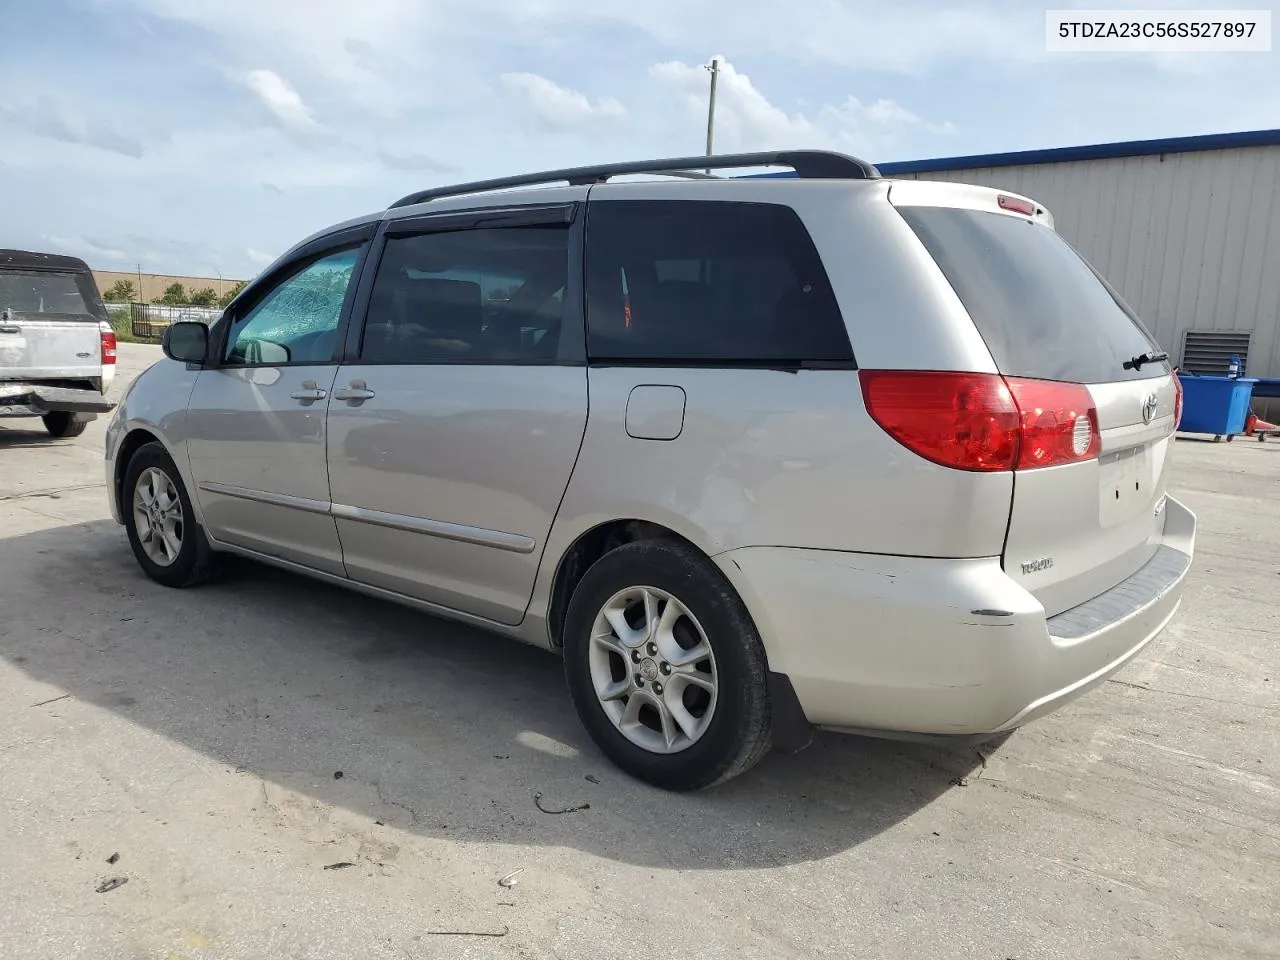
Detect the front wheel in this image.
<box><xmin>122</xmin><ymin>442</ymin><xmax>221</xmax><ymax>588</ymax></box>
<box><xmin>562</xmin><ymin>539</ymin><xmax>773</xmax><ymax>791</ymax></box>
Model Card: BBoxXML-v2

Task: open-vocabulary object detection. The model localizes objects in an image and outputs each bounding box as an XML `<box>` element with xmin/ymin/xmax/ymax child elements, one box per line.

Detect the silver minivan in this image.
<box><xmin>106</xmin><ymin>151</ymin><xmax>1196</xmax><ymax>790</ymax></box>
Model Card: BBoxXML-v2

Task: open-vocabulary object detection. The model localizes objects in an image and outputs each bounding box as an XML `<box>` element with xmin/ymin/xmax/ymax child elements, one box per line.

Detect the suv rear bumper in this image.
<box><xmin>715</xmin><ymin>496</ymin><xmax>1196</xmax><ymax>738</ymax></box>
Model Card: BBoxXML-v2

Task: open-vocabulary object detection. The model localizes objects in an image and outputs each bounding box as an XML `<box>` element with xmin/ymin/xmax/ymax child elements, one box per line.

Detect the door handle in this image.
<box><xmin>290</xmin><ymin>380</ymin><xmax>327</xmax><ymax>404</ymax></box>
<box><xmin>333</xmin><ymin>380</ymin><xmax>376</xmax><ymax>404</ymax></box>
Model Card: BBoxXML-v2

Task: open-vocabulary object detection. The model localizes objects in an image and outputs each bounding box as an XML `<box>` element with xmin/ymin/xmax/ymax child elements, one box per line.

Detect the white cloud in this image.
<box><xmin>122</xmin><ymin>0</ymin><xmax>437</xmax><ymax>118</ymax></box>
<box><xmin>42</xmin><ymin>235</ymin><xmax>129</xmax><ymax>264</ymax></box>
<box><xmin>862</xmin><ymin>100</ymin><xmax>921</xmax><ymax>126</ymax></box>
<box><xmin>468</xmin><ymin>0</ymin><xmax>1036</xmax><ymax>72</ymax></box>
<box><xmin>650</xmin><ymin>57</ymin><xmax>948</xmax><ymax>156</ymax></box>
<box><xmin>7</xmin><ymin>0</ymin><xmax>1269</xmax><ymax>282</ymax></box>
<box><xmin>377</xmin><ymin>150</ymin><xmax>456</xmax><ymax>173</ymax></box>
<box><xmin>500</xmin><ymin>73</ymin><xmax>626</xmax><ymax>132</ymax></box>
<box><xmin>245</xmin><ymin>248</ymin><xmax>277</xmax><ymax>267</ymax></box>
<box><xmin>0</xmin><ymin>97</ymin><xmax>145</xmax><ymax>159</ymax></box>
<box><xmin>243</xmin><ymin>69</ymin><xmax>326</xmax><ymax>141</ymax></box>
<box><xmin>122</xmin><ymin>0</ymin><xmax>1036</xmax><ymax>74</ymax></box>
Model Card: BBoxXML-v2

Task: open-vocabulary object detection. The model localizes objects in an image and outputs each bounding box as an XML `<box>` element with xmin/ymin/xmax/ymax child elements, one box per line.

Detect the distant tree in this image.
<box><xmin>155</xmin><ymin>282</ymin><xmax>188</xmax><ymax>306</ymax></box>
<box><xmin>188</xmin><ymin>286</ymin><xmax>218</xmax><ymax>307</ymax></box>
<box><xmin>103</xmin><ymin>279</ymin><xmax>136</xmax><ymax>303</ymax></box>
<box><xmin>218</xmin><ymin>280</ymin><xmax>247</xmax><ymax>307</ymax></box>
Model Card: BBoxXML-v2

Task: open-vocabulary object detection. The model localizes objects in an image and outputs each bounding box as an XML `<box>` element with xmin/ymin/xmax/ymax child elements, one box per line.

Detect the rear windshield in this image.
<box><xmin>899</xmin><ymin>207</ymin><xmax>1166</xmax><ymax>384</ymax></box>
<box><xmin>0</xmin><ymin>270</ymin><xmax>105</xmax><ymax>322</ymax></box>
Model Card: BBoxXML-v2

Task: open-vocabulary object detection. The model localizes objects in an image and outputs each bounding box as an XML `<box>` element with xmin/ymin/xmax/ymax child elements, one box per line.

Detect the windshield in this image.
<box><xmin>0</xmin><ymin>270</ymin><xmax>105</xmax><ymax>321</ymax></box>
<box><xmin>899</xmin><ymin>206</ymin><xmax>1167</xmax><ymax>383</ymax></box>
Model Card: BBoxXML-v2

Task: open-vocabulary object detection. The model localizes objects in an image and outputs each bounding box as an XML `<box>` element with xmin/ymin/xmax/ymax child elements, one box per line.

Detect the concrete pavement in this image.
<box><xmin>1</xmin><ymin>343</ymin><xmax>1276</xmax><ymax>959</ymax></box>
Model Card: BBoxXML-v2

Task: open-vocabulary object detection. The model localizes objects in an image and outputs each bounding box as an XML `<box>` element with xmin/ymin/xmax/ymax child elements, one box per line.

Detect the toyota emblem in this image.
<box><xmin>1141</xmin><ymin>393</ymin><xmax>1158</xmax><ymax>425</ymax></box>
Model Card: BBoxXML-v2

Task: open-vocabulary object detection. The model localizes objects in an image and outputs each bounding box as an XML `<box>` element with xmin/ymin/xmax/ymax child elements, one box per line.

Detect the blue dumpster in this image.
<box><xmin>1177</xmin><ymin>374</ymin><xmax>1257</xmax><ymax>437</ymax></box>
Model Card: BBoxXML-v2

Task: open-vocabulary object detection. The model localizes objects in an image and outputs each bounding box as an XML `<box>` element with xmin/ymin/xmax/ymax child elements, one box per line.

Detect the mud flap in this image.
<box><xmin>768</xmin><ymin>672</ymin><xmax>814</xmax><ymax>754</ymax></box>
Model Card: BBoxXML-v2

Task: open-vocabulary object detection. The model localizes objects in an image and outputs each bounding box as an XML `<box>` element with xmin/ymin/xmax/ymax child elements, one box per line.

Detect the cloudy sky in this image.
<box><xmin>1</xmin><ymin>0</ymin><xmax>1276</xmax><ymax>279</ymax></box>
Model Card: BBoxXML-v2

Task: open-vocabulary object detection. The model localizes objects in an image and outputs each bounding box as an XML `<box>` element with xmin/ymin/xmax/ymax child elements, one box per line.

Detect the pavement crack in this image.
<box><xmin>259</xmin><ymin>779</ymin><xmax>277</xmax><ymax>817</ymax></box>
<box><xmin>0</xmin><ymin>482</ymin><xmax>105</xmax><ymax>502</ymax></box>
<box><xmin>32</xmin><ymin>693</ymin><xmax>72</xmax><ymax>707</ymax></box>
<box><xmin>1106</xmin><ymin>678</ymin><xmax>1276</xmax><ymax>711</ymax></box>
<box><xmin>373</xmin><ymin>781</ymin><xmax>420</xmax><ymax>826</ymax></box>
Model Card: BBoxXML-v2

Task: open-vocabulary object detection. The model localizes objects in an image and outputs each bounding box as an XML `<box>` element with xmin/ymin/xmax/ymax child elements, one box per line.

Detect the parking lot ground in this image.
<box><xmin>1</xmin><ymin>343</ymin><xmax>1277</xmax><ymax>960</ymax></box>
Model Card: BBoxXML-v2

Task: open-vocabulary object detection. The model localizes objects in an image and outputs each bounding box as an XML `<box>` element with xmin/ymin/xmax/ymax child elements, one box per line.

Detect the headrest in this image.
<box><xmin>402</xmin><ymin>277</ymin><xmax>482</xmax><ymax>337</ymax></box>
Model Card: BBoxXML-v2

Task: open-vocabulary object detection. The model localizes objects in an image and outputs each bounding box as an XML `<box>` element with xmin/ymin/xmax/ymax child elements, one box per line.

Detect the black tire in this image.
<box><xmin>42</xmin><ymin>412</ymin><xmax>89</xmax><ymax>438</ymax></box>
<box><xmin>122</xmin><ymin>441</ymin><xmax>222</xmax><ymax>588</ymax></box>
<box><xmin>562</xmin><ymin>538</ymin><xmax>772</xmax><ymax>791</ymax></box>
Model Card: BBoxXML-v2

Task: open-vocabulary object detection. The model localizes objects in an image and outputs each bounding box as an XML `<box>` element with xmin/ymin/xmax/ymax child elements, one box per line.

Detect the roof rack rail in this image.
<box><xmin>388</xmin><ymin>150</ymin><xmax>880</xmax><ymax>209</ymax></box>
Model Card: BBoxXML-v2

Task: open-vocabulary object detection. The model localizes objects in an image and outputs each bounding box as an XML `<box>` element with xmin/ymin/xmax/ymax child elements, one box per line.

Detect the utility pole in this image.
<box><xmin>136</xmin><ymin>264</ymin><xmax>143</xmax><ymax>304</ymax></box>
<box><xmin>704</xmin><ymin>57</ymin><xmax>720</xmax><ymax>172</ymax></box>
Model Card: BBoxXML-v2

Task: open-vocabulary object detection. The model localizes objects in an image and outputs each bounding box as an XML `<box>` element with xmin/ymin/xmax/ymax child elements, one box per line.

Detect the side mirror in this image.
<box><xmin>163</xmin><ymin>321</ymin><xmax>209</xmax><ymax>365</ymax></box>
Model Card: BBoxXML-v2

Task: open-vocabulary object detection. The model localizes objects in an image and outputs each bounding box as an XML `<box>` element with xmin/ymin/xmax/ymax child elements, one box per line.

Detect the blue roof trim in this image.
<box><xmin>879</xmin><ymin>128</ymin><xmax>1280</xmax><ymax>173</ymax></box>
<box><xmin>739</xmin><ymin>128</ymin><xmax>1280</xmax><ymax>178</ymax></box>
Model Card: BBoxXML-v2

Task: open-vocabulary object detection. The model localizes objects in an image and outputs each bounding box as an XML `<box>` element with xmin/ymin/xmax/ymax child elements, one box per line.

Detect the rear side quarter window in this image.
<box><xmin>584</xmin><ymin>200</ymin><xmax>853</xmax><ymax>365</ymax></box>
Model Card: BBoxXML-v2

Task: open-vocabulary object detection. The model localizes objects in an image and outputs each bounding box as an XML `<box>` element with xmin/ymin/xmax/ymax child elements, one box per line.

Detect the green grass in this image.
<box><xmin>107</xmin><ymin>307</ymin><xmax>153</xmax><ymax>344</ymax></box>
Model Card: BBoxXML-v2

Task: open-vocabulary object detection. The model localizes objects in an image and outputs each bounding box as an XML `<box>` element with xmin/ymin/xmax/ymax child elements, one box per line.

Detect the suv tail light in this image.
<box><xmin>1172</xmin><ymin>374</ymin><xmax>1183</xmax><ymax>428</ymax></box>
<box><xmin>859</xmin><ymin>370</ymin><xmax>1100</xmax><ymax>472</ymax></box>
<box><xmin>100</xmin><ymin>326</ymin><xmax>117</xmax><ymax>365</ymax></box>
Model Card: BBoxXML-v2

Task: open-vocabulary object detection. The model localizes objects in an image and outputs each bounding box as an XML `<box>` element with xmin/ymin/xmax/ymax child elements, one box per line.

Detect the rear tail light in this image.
<box><xmin>859</xmin><ymin>370</ymin><xmax>1099</xmax><ymax>472</ymax></box>
<box><xmin>1004</xmin><ymin>377</ymin><xmax>1100</xmax><ymax>468</ymax></box>
<box><xmin>100</xmin><ymin>327</ymin><xmax>117</xmax><ymax>365</ymax></box>
<box><xmin>858</xmin><ymin>371</ymin><xmax>1019</xmax><ymax>471</ymax></box>
<box><xmin>1172</xmin><ymin>374</ymin><xmax>1183</xmax><ymax>428</ymax></box>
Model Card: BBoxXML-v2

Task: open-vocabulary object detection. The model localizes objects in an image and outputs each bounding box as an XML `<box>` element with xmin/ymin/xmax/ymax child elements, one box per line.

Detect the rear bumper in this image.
<box><xmin>715</xmin><ymin>496</ymin><xmax>1196</xmax><ymax>737</ymax></box>
<box><xmin>0</xmin><ymin>382</ymin><xmax>114</xmax><ymax>417</ymax></box>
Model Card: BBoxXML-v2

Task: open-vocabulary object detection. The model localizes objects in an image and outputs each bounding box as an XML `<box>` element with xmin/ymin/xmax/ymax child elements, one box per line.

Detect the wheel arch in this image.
<box><xmin>113</xmin><ymin>427</ymin><xmax>164</xmax><ymax>519</ymax></box>
<box><xmin>545</xmin><ymin>518</ymin><xmax>703</xmax><ymax>650</ymax></box>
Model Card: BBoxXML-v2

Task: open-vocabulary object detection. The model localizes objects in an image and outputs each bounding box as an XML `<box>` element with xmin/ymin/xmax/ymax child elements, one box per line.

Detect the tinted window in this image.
<box><xmin>585</xmin><ymin>200</ymin><xmax>852</xmax><ymax>363</ymax></box>
<box><xmin>899</xmin><ymin>207</ymin><xmax>1165</xmax><ymax>383</ymax></box>
<box><xmin>361</xmin><ymin>226</ymin><xmax>570</xmax><ymax>363</ymax></box>
<box><xmin>225</xmin><ymin>248</ymin><xmax>359</xmax><ymax>365</ymax></box>
<box><xmin>0</xmin><ymin>271</ymin><xmax>102</xmax><ymax>321</ymax></box>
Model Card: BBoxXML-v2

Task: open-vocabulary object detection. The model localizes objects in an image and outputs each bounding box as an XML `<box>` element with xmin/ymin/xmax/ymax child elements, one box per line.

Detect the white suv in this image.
<box><xmin>105</xmin><ymin>150</ymin><xmax>1195</xmax><ymax>790</ymax></box>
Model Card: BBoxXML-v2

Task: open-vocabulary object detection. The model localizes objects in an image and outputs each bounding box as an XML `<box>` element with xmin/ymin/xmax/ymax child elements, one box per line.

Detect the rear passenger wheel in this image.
<box><xmin>562</xmin><ymin>539</ymin><xmax>772</xmax><ymax>791</ymax></box>
<box><xmin>123</xmin><ymin>442</ymin><xmax>221</xmax><ymax>588</ymax></box>
<box><xmin>42</xmin><ymin>412</ymin><xmax>88</xmax><ymax>438</ymax></box>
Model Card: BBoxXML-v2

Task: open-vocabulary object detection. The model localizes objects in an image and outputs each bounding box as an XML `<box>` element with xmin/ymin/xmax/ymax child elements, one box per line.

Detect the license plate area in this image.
<box><xmin>1099</xmin><ymin>443</ymin><xmax>1155</xmax><ymax>527</ymax></box>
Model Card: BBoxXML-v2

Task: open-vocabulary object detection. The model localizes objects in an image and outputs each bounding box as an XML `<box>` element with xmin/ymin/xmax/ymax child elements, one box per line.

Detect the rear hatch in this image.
<box><xmin>892</xmin><ymin>187</ymin><xmax>1176</xmax><ymax>617</ymax></box>
<box><xmin>0</xmin><ymin>251</ymin><xmax>108</xmax><ymax>384</ymax></box>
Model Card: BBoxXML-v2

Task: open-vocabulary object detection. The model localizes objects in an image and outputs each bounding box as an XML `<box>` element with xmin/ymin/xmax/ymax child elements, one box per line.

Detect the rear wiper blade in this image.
<box><xmin>1124</xmin><ymin>350</ymin><xmax>1169</xmax><ymax>371</ymax></box>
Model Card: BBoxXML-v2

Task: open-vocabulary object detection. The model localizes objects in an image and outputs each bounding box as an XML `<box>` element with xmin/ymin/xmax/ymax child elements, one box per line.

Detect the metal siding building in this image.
<box><xmin>875</xmin><ymin>130</ymin><xmax>1280</xmax><ymax>381</ymax></box>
